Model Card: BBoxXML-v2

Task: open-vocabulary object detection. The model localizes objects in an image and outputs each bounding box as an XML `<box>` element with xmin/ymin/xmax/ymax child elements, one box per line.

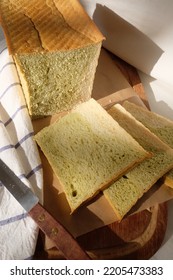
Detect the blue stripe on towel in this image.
<box><xmin>0</xmin><ymin>82</ymin><xmax>21</xmax><ymax>100</ymax></box>
<box><xmin>0</xmin><ymin>62</ymin><xmax>15</xmax><ymax>74</ymax></box>
<box><xmin>0</xmin><ymin>47</ymin><xmax>7</xmax><ymax>55</ymax></box>
<box><xmin>0</xmin><ymin>164</ymin><xmax>42</xmax><ymax>187</ymax></box>
<box><xmin>0</xmin><ymin>213</ymin><xmax>27</xmax><ymax>226</ymax></box>
<box><xmin>0</xmin><ymin>144</ymin><xmax>14</xmax><ymax>152</ymax></box>
<box><xmin>15</xmin><ymin>132</ymin><xmax>34</xmax><ymax>148</ymax></box>
<box><xmin>4</xmin><ymin>105</ymin><xmax>27</xmax><ymax>126</ymax></box>
<box><xmin>26</xmin><ymin>164</ymin><xmax>42</xmax><ymax>179</ymax></box>
<box><xmin>0</xmin><ymin>132</ymin><xmax>34</xmax><ymax>152</ymax></box>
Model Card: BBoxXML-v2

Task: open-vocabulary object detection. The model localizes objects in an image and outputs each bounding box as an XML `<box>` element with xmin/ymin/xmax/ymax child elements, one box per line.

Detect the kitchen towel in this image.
<box><xmin>0</xmin><ymin>39</ymin><xmax>43</xmax><ymax>260</ymax></box>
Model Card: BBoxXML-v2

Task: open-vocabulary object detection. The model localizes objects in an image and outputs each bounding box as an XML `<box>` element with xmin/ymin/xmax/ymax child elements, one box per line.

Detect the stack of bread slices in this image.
<box><xmin>35</xmin><ymin>98</ymin><xmax>173</xmax><ymax>220</ymax></box>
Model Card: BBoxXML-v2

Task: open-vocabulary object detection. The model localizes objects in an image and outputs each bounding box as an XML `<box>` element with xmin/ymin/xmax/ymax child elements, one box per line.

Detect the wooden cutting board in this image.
<box><xmin>33</xmin><ymin>49</ymin><xmax>168</xmax><ymax>260</ymax></box>
<box><xmin>35</xmin><ymin>203</ymin><xmax>166</xmax><ymax>260</ymax></box>
<box><xmin>34</xmin><ymin>203</ymin><xmax>167</xmax><ymax>260</ymax></box>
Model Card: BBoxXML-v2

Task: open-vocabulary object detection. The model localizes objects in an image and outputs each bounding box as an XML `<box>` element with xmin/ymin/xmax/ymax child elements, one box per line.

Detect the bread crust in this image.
<box><xmin>0</xmin><ymin>0</ymin><xmax>104</xmax><ymax>54</ymax></box>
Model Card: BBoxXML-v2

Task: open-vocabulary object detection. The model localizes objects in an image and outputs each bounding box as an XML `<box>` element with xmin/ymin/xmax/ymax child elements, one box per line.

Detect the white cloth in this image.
<box><xmin>80</xmin><ymin>0</ymin><xmax>173</xmax><ymax>117</ymax></box>
<box><xmin>80</xmin><ymin>0</ymin><xmax>173</xmax><ymax>85</ymax></box>
<box><xmin>0</xmin><ymin>39</ymin><xmax>43</xmax><ymax>260</ymax></box>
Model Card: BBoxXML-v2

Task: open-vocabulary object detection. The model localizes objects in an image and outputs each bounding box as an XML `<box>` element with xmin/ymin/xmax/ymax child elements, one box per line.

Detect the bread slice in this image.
<box><xmin>35</xmin><ymin>99</ymin><xmax>150</xmax><ymax>213</ymax></box>
<box><xmin>123</xmin><ymin>101</ymin><xmax>173</xmax><ymax>188</ymax></box>
<box><xmin>0</xmin><ymin>0</ymin><xmax>104</xmax><ymax>117</ymax></box>
<box><xmin>104</xmin><ymin>104</ymin><xmax>173</xmax><ymax>220</ymax></box>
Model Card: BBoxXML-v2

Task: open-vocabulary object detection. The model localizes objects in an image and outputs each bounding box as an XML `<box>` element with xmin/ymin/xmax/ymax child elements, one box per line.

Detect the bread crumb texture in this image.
<box><xmin>104</xmin><ymin>104</ymin><xmax>173</xmax><ymax>220</ymax></box>
<box><xmin>35</xmin><ymin>99</ymin><xmax>149</xmax><ymax>212</ymax></box>
<box><xmin>15</xmin><ymin>44</ymin><xmax>101</xmax><ymax>116</ymax></box>
<box><xmin>0</xmin><ymin>0</ymin><xmax>104</xmax><ymax>117</ymax></box>
<box><xmin>123</xmin><ymin>101</ymin><xmax>173</xmax><ymax>188</ymax></box>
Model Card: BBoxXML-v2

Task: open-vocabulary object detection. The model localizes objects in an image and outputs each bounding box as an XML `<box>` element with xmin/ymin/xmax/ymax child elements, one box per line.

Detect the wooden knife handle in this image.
<box><xmin>29</xmin><ymin>203</ymin><xmax>90</xmax><ymax>260</ymax></box>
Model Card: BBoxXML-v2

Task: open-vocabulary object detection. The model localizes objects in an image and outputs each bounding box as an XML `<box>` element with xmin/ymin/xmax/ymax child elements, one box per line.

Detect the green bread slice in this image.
<box><xmin>123</xmin><ymin>101</ymin><xmax>173</xmax><ymax>188</ymax></box>
<box><xmin>35</xmin><ymin>98</ymin><xmax>149</xmax><ymax>213</ymax></box>
<box><xmin>104</xmin><ymin>103</ymin><xmax>173</xmax><ymax>220</ymax></box>
<box><xmin>14</xmin><ymin>43</ymin><xmax>101</xmax><ymax>117</ymax></box>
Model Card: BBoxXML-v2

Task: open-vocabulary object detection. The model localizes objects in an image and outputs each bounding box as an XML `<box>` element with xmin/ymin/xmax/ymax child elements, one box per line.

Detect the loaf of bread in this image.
<box><xmin>35</xmin><ymin>98</ymin><xmax>150</xmax><ymax>213</ymax></box>
<box><xmin>104</xmin><ymin>104</ymin><xmax>173</xmax><ymax>220</ymax></box>
<box><xmin>0</xmin><ymin>0</ymin><xmax>104</xmax><ymax>118</ymax></box>
<box><xmin>123</xmin><ymin>101</ymin><xmax>173</xmax><ymax>188</ymax></box>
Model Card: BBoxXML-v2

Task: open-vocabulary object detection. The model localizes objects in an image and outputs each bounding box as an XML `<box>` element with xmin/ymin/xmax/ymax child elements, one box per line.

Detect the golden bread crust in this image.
<box><xmin>0</xmin><ymin>0</ymin><xmax>104</xmax><ymax>54</ymax></box>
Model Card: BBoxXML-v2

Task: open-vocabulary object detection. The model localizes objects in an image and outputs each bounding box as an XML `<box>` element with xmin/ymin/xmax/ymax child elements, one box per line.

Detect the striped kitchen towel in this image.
<box><xmin>0</xmin><ymin>39</ymin><xmax>43</xmax><ymax>260</ymax></box>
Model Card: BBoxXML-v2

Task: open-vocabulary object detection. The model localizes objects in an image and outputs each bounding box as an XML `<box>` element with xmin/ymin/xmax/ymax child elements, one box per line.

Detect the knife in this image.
<box><xmin>0</xmin><ymin>158</ymin><xmax>90</xmax><ymax>260</ymax></box>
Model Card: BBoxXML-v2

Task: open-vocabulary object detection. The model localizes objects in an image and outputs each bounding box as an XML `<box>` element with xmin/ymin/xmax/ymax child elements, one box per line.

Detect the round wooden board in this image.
<box><xmin>34</xmin><ymin>202</ymin><xmax>167</xmax><ymax>260</ymax></box>
<box><xmin>78</xmin><ymin>203</ymin><xmax>167</xmax><ymax>260</ymax></box>
<box><xmin>34</xmin><ymin>52</ymin><xmax>168</xmax><ymax>260</ymax></box>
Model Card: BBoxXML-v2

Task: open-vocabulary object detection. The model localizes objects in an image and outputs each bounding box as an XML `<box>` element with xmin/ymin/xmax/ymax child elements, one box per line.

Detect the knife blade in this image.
<box><xmin>0</xmin><ymin>158</ymin><xmax>90</xmax><ymax>260</ymax></box>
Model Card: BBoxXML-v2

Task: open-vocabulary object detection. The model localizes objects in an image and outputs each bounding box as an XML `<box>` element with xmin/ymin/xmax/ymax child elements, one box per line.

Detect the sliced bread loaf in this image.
<box><xmin>123</xmin><ymin>101</ymin><xmax>173</xmax><ymax>188</ymax></box>
<box><xmin>104</xmin><ymin>104</ymin><xmax>173</xmax><ymax>220</ymax></box>
<box><xmin>0</xmin><ymin>0</ymin><xmax>104</xmax><ymax>117</ymax></box>
<box><xmin>35</xmin><ymin>99</ymin><xmax>149</xmax><ymax>213</ymax></box>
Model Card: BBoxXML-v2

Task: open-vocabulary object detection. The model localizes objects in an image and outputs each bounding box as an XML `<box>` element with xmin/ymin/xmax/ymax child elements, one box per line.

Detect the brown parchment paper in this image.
<box><xmin>32</xmin><ymin>48</ymin><xmax>173</xmax><ymax>249</ymax></box>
